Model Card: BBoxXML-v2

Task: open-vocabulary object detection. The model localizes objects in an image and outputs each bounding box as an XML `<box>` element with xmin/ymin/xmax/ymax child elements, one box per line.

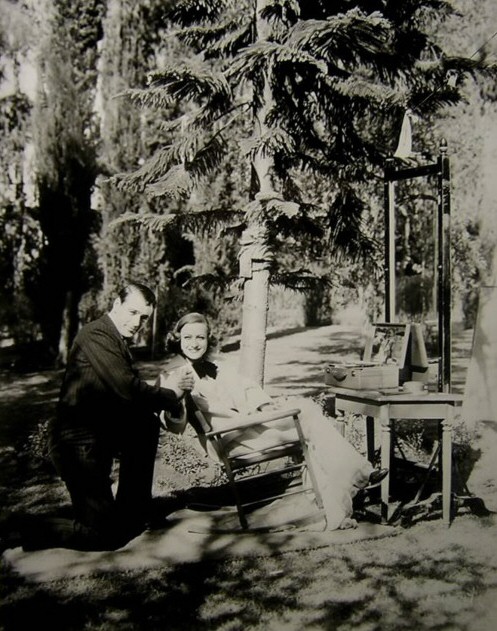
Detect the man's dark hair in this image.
<box><xmin>118</xmin><ymin>282</ymin><xmax>156</xmax><ymax>307</ymax></box>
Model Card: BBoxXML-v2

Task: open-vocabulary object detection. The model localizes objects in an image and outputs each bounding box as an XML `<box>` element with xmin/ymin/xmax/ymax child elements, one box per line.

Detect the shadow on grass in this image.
<box><xmin>2</xmin><ymin>512</ymin><xmax>497</xmax><ymax>630</ymax></box>
<box><xmin>0</xmin><ymin>369</ymin><xmax>61</xmax><ymax>446</ymax></box>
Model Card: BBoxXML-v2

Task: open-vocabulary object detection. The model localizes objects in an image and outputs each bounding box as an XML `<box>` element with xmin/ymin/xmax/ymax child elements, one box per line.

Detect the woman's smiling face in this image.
<box><xmin>180</xmin><ymin>321</ymin><xmax>209</xmax><ymax>361</ymax></box>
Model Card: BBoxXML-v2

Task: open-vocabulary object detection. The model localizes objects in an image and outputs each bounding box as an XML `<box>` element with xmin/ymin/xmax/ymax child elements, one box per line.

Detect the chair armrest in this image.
<box><xmin>204</xmin><ymin>407</ymin><xmax>301</xmax><ymax>437</ymax></box>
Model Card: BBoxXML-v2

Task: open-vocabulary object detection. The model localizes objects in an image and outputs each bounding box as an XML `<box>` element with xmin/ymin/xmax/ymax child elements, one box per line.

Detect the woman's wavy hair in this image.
<box><xmin>165</xmin><ymin>312</ymin><xmax>217</xmax><ymax>356</ymax></box>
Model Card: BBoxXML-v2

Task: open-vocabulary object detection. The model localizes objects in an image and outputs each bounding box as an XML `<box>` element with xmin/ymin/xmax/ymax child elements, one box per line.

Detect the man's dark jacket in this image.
<box><xmin>52</xmin><ymin>314</ymin><xmax>181</xmax><ymax>452</ymax></box>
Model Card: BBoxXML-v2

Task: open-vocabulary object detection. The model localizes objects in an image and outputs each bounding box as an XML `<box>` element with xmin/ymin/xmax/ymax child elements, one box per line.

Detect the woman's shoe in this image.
<box><xmin>363</xmin><ymin>468</ymin><xmax>389</xmax><ymax>490</ymax></box>
<box><xmin>354</xmin><ymin>468</ymin><xmax>389</xmax><ymax>491</ymax></box>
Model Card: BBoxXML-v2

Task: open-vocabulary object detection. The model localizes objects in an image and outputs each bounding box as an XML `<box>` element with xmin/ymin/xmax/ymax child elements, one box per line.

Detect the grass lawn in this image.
<box><xmin>1</xmin><ymin>512</ymin><xmax>496</xmax><ymax>630</ymax></box>
<box><xmin>1</xmin><ymin>325</ymin><xmax>496</xmax><ymax>630</ymax></box>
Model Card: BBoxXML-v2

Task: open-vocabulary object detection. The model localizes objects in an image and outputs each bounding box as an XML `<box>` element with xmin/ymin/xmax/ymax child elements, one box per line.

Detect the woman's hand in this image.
<box><xmin>257</xmin><ymin>401</ymin><xmax>279</xmax><ymax>412</ymax></box>
<box><xmin>160</xmin><ymin>366</ymin><xmax>195</xmax><ymax>398</ymax></box>
<box><xmin>176</xmin><ymin>366</ymin><xmax>195</xmax><ymax>394</ymax></box>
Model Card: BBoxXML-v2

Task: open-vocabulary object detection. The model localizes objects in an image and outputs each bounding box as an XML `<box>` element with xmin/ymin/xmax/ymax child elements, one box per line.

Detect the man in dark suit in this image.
<box><xmin>6</xmin><ymin>282</ymin><xmax>194</xmax><ymax>551</ymax></box>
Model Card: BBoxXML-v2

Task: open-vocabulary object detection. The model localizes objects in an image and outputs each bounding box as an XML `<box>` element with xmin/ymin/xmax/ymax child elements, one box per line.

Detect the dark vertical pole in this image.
<box><xmin>437</xmin><ymin>139</ymin><xmax>451</xmax><ymax>392</ymax></box>
<box><xmin>384</xmin><ymin>159</ymin><xmax>396</xmax><ymax>322</ymax></box>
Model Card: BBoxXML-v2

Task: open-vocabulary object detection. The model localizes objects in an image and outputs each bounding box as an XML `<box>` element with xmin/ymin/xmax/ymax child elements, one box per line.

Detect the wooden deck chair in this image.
<box><xmin>192</xmin><ymin>405</ymin><xmax>324</xmax><ymax>530</ymax></box>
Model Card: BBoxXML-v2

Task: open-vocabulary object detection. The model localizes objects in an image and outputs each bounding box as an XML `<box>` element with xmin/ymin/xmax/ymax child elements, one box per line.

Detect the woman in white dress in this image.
<box><xmin>158</xmin><ymin>313</ymin><xmax>388</xmax><ymax>530</ymax></box>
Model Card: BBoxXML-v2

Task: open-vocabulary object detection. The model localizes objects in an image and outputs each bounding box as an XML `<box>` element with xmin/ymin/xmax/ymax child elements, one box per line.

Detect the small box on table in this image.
<box><xmin>324</xmin><ymin>321</ymin><xmax>431</xmax><ymax>391</ymax></box>
<box><xmin>324</xmin><ymin>363</ymin><xmax>399</xmax><ymax>390</ymax></box>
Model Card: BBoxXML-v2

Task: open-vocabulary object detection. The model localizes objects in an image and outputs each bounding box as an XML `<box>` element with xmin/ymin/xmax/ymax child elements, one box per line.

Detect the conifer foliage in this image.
<box><xmin>113</xmin><ymin>0</ymin><xmax>491</xmax><ymax>383</ymax></box>
<box><xmin>33</xmin><ymin>0</ymin><xmax>105</xmax><ymax>363</ymax></box>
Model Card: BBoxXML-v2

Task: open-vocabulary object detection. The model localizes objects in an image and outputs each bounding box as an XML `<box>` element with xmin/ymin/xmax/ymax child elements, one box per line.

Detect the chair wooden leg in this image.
<box><xmin>220</xmin><ymin>455</ymin><xmax>249</xmax><ymax>529</ymax></box>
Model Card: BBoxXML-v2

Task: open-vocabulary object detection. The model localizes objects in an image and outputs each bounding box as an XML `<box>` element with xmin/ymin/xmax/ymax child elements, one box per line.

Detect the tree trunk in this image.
<box><xmin>240</xmin><ymin>264</ymin><xmax>270</xmax><ymax>384</ymax></box>
<box><xmin>238</xmin><ymin>0</ymin><xmax>275</xmax><ymax>385</ymax></box>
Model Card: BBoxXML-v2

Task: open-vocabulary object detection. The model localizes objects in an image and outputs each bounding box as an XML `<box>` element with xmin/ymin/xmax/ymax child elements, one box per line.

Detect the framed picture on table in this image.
<box><xmin>363</xmin><ymin>322</ymin><xmax>429</xmax><ymax>383</ymax></box>
<box><xmin>363</xmin><ymin>323</ymin><xmax>411</xmax><ymax>367</ymax></box>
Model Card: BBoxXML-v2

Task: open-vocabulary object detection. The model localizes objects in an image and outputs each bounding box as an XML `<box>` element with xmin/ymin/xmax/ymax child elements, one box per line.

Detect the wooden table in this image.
<box><xmin>326</xmin><ymin>387</ymin><xmax>464</xmax><ymax>525</ymax></box>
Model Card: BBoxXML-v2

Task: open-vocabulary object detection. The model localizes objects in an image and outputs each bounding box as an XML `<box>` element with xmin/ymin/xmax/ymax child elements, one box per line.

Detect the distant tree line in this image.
<box><xmin>0</xmin><ymin>0</ymin><xmax>495</xmax><ymax>379</ymax></box>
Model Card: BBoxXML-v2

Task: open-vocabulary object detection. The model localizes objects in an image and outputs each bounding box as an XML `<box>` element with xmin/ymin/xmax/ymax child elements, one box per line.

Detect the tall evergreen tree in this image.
<box><xmin>95</xmin><ymin>0</ymin><xmax>198</xmax><ymax>353</ymax></box>
<box><xmin>32</xmin><ymin>0</ymin><xmax>105</xmax><ymax>362</ymax></box>
<box><xmin>113</xmin><ymin>0</ymin><xmax>493</xmax><ymax>384</ymax></box>
<box><xmin>0</xmin><ymin>0</ymin><xmax>40</xmax><ymax>345</ymax></box>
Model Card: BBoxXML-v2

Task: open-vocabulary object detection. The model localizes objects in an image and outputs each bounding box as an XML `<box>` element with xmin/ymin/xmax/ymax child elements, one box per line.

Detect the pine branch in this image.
<box><xmin>286</xmin><ymin>10</ymin><xmax>394</xmax><ymax>64</ymax></box>
<box><xmin>240</xmin><ymin>125</ymin><xmax>296</xmax><ymax>159</ymax></box>
<box><xmin>320</xmin><ymin>75</ymin><xmax>406</xmax><ymax>107</ymax></box>
<box><xmin>445</xmin><ymin>55</ymin><xmax>497</xmax><ymax>77</ymax></box>
<box><xmin>179</xmin><ymin>208</ymin><xmax>244</xmax><ymax>235</ymax></box>
<box><xmin>270</xmin><ymin>270</ymin><xmax>336</xmax><ymax>291</ymax></box>
<box><xmin>109</xmin><ymin>212</ymin><xmax>178</xmax><ymax>231</ymax></box>
<box><xmin>227</xmin><ymin>40</ymin><xmax>328</xmax><ymax>81</ymax></box>
<box><xmin>181</xmin><ymin>271</ymin><xmax>238</xmax><ymax>291</ymax></box>
<box><xmin>144</xmin><ymin>133</ymin><xmax>228</xmax><ymax>199</ymax></box>
<box><xmin>266</xmin><ymin>198</ymin><xmax>300</xmax><ymax>218</ymax></box>
<box><xmin>111</xmin><ymin>147</ymin><xmax>175</xmax><ymax>193</ymax></box>
<box><xmin>178</xmin><ymin>101</ymin><xmax>249</xmax><ymax>139</ymax></box>
<box><xmin>206</xmin><ymin>22</ymin><xmax>254</xmax><ymax>58</ymax></box>
<box><xmin>113</xmin><ymin>102</ymin><xmax>246</xmax><ymax>195</ymax></box>
<box><xmin>260</xmin><ymin>0</ymin><xmax>300</xmax><ymax>25</ymax></box>
<box><xmin>186</xmin><ymin>132</ymin><xmax>227</xmax><ymax>178</ymax></box>
<box><xmin>175</xmin><ymin>15</ymin><xmax>253</xmax><ymax>58</ymax></box>
<box><xmin>145</xmin><ymin>164</ymin><xmax>194</xmax><ymax>199</ymax></box>
<box><xmin>144</xmin><ymin>62</ymin><xmax>233</xmax><ymax>107</ymax></box>
<box><xmin>109</xmin><ymin>207</ymin><xmax>243</xmax><ymax>236</ymax></box>
<box><xmin>271</xmin><ymin>210</ymin><xmax>325</xmax><ymax>242</ymax></box>
<box><xmin>118</xmin><ymin>87</ymin><xmax>176</xmax><ymax>111</ymax></box>
<box><xmin>176</xmin><ymin>21</ymin><xmax>236</xmax><ymax>49</ymax></box>
<box><xmin>324</xmin><ymin>186</ymin><xmax>379</xmax><ymax>262</ymax></box>
<box><xmin>167</xmin><ymin>0</ymin><xmax>229</xmax><ymax>28</ymax></box>
<box><xmin>393</xmin><ymin>0</ymin><xmax>456</xmax><ymax>25</ymax></box>
<box><xmin>180</xmin><ymin>267</ymin><xmax>335</xmax><ymax>296</ymax></box>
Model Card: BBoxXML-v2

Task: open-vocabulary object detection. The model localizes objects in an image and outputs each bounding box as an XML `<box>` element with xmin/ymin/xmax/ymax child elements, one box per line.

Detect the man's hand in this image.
<box><xmin>177</xmin><ymin>366</ymin><xmax>195</xmax><ymax>392</ymax></box>
<box><xmin>158</xmin><ymin>366</ymin><xmax>195</xmax><ymax>398</ymax></box>
<box><xmin>167</xmin><ymin>366</ymin><xmax>194</xmax><ymax>398</ymax></box>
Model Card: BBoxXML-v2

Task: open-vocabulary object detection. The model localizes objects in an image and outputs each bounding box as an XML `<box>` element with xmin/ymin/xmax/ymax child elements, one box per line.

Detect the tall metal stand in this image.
<box><xmin>383</xmin><ymin>139</ymin><xmax>451</xmax><ymax>392</ymax></box>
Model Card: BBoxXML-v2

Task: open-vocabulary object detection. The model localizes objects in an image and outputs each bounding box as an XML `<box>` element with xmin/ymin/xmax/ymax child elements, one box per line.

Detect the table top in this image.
<box><xmin>326</xmin><ymin>386</ymin><xmax>464</xmax><ymax>405</ymax></box>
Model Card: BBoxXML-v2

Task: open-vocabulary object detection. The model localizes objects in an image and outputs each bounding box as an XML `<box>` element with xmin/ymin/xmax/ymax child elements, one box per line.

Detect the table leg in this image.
<box><xmin>366</xmin><ymin>416</ymin><xmax>375</xmax><ymax>463</ymax></box>
<box><xmin>379</xmin><ymin>407</ymin><xmax>391</xmax><ymax>523</ymax></box>
<box><xmin>442</xmin><ymin>405</ymin><xmax>454</xmax><ymax>526</ymax></box>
